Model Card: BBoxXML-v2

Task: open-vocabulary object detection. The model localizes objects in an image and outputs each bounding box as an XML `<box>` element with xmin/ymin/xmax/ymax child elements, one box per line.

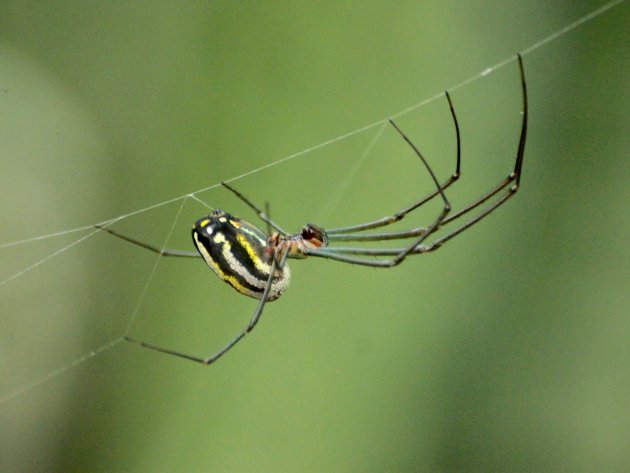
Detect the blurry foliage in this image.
<box><xmin>1</xmin><ymin>1</ymin><xmax>628</xmax><ymax>472</ymax></box>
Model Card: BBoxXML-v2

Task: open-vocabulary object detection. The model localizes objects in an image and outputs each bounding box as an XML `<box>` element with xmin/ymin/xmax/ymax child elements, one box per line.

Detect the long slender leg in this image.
<box><xmin>327</xmin><ymin>90</ymin><xmax>460</xmax><ymax>235</ymax></box>
<box><xmin>307</xmin><ymin>54</ymin><xmax>528</xmax><ymax>266</ymax></box>
<box><xmin>328</xmin><ymin>178</ymin><xmax>520</xmax><ymax>265</ymax></box>
<box><xmin>386</xmin><ymin>119</ymin><xmax>451</xmax><ymax>265</ymax></box>
<box><xmin>309</xmin><ymin>179</ymin><xmax>520</xmax><ymax>263</ymax></box>
<box><xmin>125</xmin><ymin>256</ymin><xmax>280</xmax><ymax>365</ymax></box>
<box><xmin>327</xmin><ymin>227</ymin><xmax>427</xmax><ymax>242</ymax></box>
<box><xmin>307</xmin><ymin>249</ymin><xmax>405</xmax><ymax>267</ymax></box>
<box><xmin>421</xmin><ymin>190</ymin><xmax>516</xmax><ymax>251</ymax></box>
<box><xmin>222</xmin><ymin>181</ymin><xmax>289</xmax><ymax>235</ymax></box>
<box><xmin>422</xmin><ymin>54</ymin><xmax>527</xmax><ymax>236</ymax></box>
<box><xmin>307</xmin><ymin>190</ymin><xmax>515</xmax><ymax>268</ymax></box>
<box><xmin>264</xmin><ymin>202</ymin><xmax>273</xmax><ymax>237</ymax></box>
<box><xmin>95</xmin><ymin>225</ymin><xmax>200</xmax><ymax>258</ymax></box>
<box><xmin>309</xmin><ymin>187</ymin><xmax>515</xmax><ymax>263</ymax></box>
<box><xmin>307</xmin><ymin>123</ymin><xmax>451</xmax><ymax>268</ymax></box>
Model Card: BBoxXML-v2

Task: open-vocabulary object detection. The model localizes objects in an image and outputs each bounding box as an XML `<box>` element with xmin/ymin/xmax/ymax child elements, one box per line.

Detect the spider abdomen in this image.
<box><xmin>192</xmin><ymin>210</ymin><xmax>290</xmax><ymax>301</ymax></box>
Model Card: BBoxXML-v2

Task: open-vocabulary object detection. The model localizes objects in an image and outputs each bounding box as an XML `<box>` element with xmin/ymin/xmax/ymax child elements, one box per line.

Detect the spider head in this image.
<box><xmin>300</xmin><ymin>224</ymin><xmax>328</xmax><ymax>249</ymax></box>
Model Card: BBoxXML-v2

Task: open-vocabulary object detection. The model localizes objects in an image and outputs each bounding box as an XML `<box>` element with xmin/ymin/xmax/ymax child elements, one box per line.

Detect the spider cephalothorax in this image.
<box><xmin>266</xmin><ymin>223</ymin><xmax>329</xmax><ymax>261</ymax></box>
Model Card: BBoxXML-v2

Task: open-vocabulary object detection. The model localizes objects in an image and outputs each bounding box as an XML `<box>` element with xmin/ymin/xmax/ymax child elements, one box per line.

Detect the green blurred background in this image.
<box><xmin>1</xmin><ymin>1</ymin><xmax>628</xmax><ymax>472</ymax></box>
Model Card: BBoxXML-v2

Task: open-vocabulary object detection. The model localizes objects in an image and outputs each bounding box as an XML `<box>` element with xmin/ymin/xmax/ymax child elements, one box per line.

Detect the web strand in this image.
<box><xmin>122</xmin><ymin>197</ymin><xmax>189</xmax><ymax>335</ymax></box>
<box><xmin>1</xmin><ymin>0</ymin><xmax>625</xmax><ymax>257</ymax></box>
<box><xmin>0</xmin><ymin>0</ymin><xmax>625</xmax><ymax>404</ymax></box>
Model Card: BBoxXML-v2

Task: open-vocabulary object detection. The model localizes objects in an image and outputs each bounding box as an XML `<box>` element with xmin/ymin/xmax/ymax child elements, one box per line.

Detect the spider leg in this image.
<box><xmin>310</xmin><ymin>184</ymin><xmax>517</xmax><ymax>264</ymax></box>
<box><xmin>222</xmin><ymin>181</ymin><xmax>289</xmax><ymax>235</ymax></box>
<box><xmin>308</xmin><ymin>123</ymin><xmax>452</xmax><ymax>267</ymax></box>
<box><xmin>307</xmin><ymin>192</ymin><xmax>515</xmax><ymax>268</ymax></box>
<box><xmin>125</xmin><ymin>252</ymin><xmax>281</xmax><ymax>365</ymax></box>
<box><xmin>310</xmin><ymin>116</ymin><xmax>453</xmax><ymax>266</ymax></box>
<box><xmin>309</xmin><ymin>54</ymin><xmax>528</xmax><ymax>265</ymax></box>
<box><xmin>327</xmin><ymin>90</ymin><xmax>460</xmax><ymax>236</ymax></box>
<box><xmin>417</xmin><ymin>53</ymin><xmax>527</xmax><ymax>250</ymax></box>
<box><xmin>385</xmin><ymin>119</ymin><xmax>451</xmax><ymax>264</ymax></box>
<box><xmin>264</xmin><ymin>201</ymin><xmax>273</xmax><ymax>237</ymax></box>
<box><xmin>95</xmin><ymin>225</ymin><xmax>200</xmax><ymax>258</ymax></box>
<box><xmin>420</xmin><ymin>188</ymin><xmax>517</xmax><ymax>251</ymax></box>
<box><xmin>309</xmin><ymin>179</ymin><xmax>520</xmax><ymax>265</ymax></box>
<box><xmin>307</xmin><ymin>248</ymin><xmax>406</xmax><ymax>267</ymax></box>
<box><xmin>327</xmin><ymin>227</ymin><xmax>427</xmax><ymax>242</ymax></box>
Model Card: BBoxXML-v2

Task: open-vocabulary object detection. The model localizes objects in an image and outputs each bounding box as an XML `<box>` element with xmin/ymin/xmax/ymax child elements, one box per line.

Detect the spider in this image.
<box><xmin>97</xmin><ymin>54</ymin><xmax>528</xmax><ymax>366</ymax></box>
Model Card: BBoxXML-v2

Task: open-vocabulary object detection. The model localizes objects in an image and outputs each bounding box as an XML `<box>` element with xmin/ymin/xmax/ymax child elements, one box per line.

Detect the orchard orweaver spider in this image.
<box><xmin>97</xmin><ymin>54</ymin><xmax>528</xmax><ymax>365</ymax></box>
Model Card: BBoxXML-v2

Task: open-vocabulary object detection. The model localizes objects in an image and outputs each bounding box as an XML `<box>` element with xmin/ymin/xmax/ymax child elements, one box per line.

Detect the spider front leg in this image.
<box><xmin>307</xmin><ymin>116</ymin><xmax>456</xmax><ymax>267</ymax></box>
<box><xmin>411</xmin><ymin>53</ymin><xmax>528</xmax><ymax>252</ymax></box>
<box><xmin>308</xmin><ymin>54</ymin><xmax>528</xmax><ymax>265</ymax></box>
<box><xmin>326</xmin><ymin>90</ymin><xmax>460</xmax><ymax>237</ymax></box>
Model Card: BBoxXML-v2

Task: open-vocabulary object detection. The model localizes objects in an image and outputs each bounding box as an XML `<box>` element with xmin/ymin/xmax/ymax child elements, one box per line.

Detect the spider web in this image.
<box><xmin>0</xmin><ymin>0</ymin><xmax>624</xmax><ymax>404</ymax></box>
